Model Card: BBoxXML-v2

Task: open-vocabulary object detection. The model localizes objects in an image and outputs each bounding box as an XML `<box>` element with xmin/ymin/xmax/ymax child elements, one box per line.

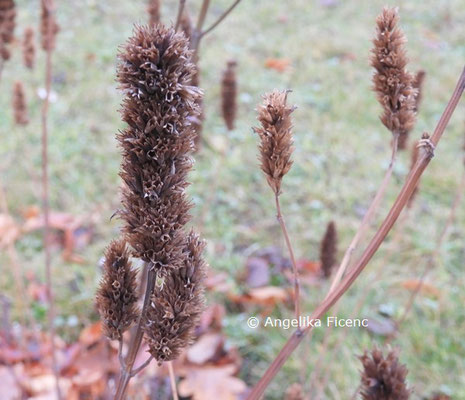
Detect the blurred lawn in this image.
<box><xmin>1</xmin><ymin>0</ymin><xmax>465</xmax><ymax>398</ymax></box>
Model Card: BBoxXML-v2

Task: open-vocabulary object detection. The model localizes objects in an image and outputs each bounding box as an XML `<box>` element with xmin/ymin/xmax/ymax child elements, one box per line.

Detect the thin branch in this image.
<box><xmin>168</xmin><ymin>361</ymin><xmax>179</xmax><ymax>400</ymax></box>
<box><xmin>130</xmin><ymin>355</ymin><xmax>153</xmax><ymax>377</ymax></box>
<box><xmin>275</xmin><ymin>193</ymin><xmax>301</xmax><ymax>321</ymax></box>
<box><xmin>246</xmin><ymin>66</ymin><xmax>465</xmax><ymax>400</ymax></box>
<box><xmin>190</xmin><ymin>0</ymin><xmax>210</xmax><ymax>56</ymax></box>
<box><xmin>118</xmin><ymin>338</ymin><xmax>125</xmax><ymax>368</ymax></box>
<box><xmin>115</xmin><ymin>266</ymin><xmax>156</xmax><ymax>400</ymax></box>
<box><xmin>174</xmin><ymin>0</ymin><xmax>186</xmax><ymax>31</ymax></box>
<box><xmin>200</xmin><ymin>0</ymin><xmax>242</xmax><ymax>38</ymax></box>
<box><xmin>328</xmin><ymin>132</ymin><xmax>400</xmax><ymax>295</ymax></box>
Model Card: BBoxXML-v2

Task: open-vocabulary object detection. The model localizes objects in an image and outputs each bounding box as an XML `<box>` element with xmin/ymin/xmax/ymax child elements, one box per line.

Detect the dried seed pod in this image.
<box><xmin>96</xmin><ymin>240</ymin><xmax>139</xmax><ymax>340</ymax></box>
<box><xmin>116</xmin><ymin>25</ymin><xmax>202</xmax><ymax>274</ymax></box>
<box><xmin>144</xmin><ymin>231</ymin><xmax>206</xmax><ymax>364</ymax></box>
<box><xmin>320</xmin><ymin>221</ymin><xmax>337</xmax><ymax>278</ymax></box>
<box><xmin>22</xmin><ymin>27</ymin><xmax>35</xmax><ymax>69</ymax></box>
<box><xmin>40</xmin><ymin>0</ymin><xmax>59</xmax><ymax>51</ymax></box>
<box><xmin>285</xmin><ymin>383</ymin><xmax>304</xmax><ymax>400</ymax></box>
<box><xmin>12</xmin><ymin>81</ymin><xmax>29</xmax><ymax>125</ymax></box>
<box><xmin>371</xmin><ymin>7</ymin><xmax>416</xmax><ymax>150</ymax></box>
<box><xmin>147</xmin><ymin>0</ymin><xmax>161</xmax><ymax>26</ymax></box>
<box><xmin>221</xmin><ymin>60</ymin><xmax>238</xmax><ymax>131</ymax></box>
<box><xmin>254</xmin><ymin>90</ymin><xmax>295</xmax><ymax>195</ymax></box>
<box><xmin>0</xmin><ymin>0</ymin><xmax>16</xmax><ymax>60</ymax></box>
<box><xmin>359</xmin><ymin>347</ymin><xmax>411</xmax><ymax>400</ymax></box>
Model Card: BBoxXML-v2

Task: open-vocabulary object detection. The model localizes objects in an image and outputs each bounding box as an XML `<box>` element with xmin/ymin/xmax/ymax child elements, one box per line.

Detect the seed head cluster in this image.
<box><xmin>320</xmin><ymin>221</ymin><xmax>337</xmax><ymax>278</ymax></box>
<box><xmin>371</xmin><ymin>7</ymin><xmax>416</xmax><ymax>149</ymax></box>
<box><xmin>359</xmin><ymin>347</ymin><xmax>410</xmax><ymax>400</ymax></box>
<box><xmin>22</xmin><ymin>27</ymin><xmax>35</xmax><ymax>69</ymax></box>
<box><xmin>221</xmin><ymin>60</ymin><xmax>238</xmax><ymax>131</ymax></box>
<box><xmin>40</xmin><ymin>0</ymin><xmax>59</xmax><ymax>51</ymax></box>
<box><xmin>12</xmin><ymin>81</ymin><xmax>29</xmax><ymax>126</ymax></box>
<box><xmin>254</xmin><ymin>90</ymin><xmax>295</xmax><ymax>195</ymax></box>
<box><xmin>0</xmin><ymin>0</ymin><xmax>16</xmax><ymax>61</ymax></box>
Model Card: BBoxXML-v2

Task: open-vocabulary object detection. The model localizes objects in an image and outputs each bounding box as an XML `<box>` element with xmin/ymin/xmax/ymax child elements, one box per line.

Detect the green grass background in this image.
<box><xmin>1</xmin><ymin>0</ymin><xmax>464</xmax><ymax>398</ymax></box>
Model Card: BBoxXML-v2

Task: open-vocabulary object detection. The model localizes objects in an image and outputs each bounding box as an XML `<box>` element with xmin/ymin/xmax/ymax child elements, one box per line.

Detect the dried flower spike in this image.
<box><xmin>254</xmin><ymin>90</ymin><xmax>295</xmax><ymax>195</ymax></box>
<box><xmin>221</xmin><ymin>60</ymin><xmax>238</xmax><ymax>131</ymax></box>
<box><xmin>12</xmin><ymin>81</ymin><xmax>29</xmax><ymax>125</ymax></box>
<box><xmin>40</xmin><ymin>0</ymin><xmax>59</xmax><ymax>51</ymax></box>
<box><xmin>22</xmin><ymin>27</ymin><xmax>35</xmax><ymax>69</ymax></box>
<box><xmin>96</xmin><ymin>240</ymin><xmax>139</xmax><ymax>340</ymax></box>
<box><xmin>371</xmin><ymin>7</ymin><xmax>416</xmax><ymax>150</ymax></box>
<box><xmin>285</xmin><ymin>383</ymin><xmax>304</xmax><ymax>400</ymax></box>
<box><xmin>144</xmin><ymin>231</ymin><xmax>206</xmax><ymax>364</ymax></box>
<box><xmin>359</xmin><ymin>347</ymin><xmax>410</xmax><ymax>400</ymax></box>
<box><xmin>0</xmin><ymin>0</ymin><xmax>16</xmax><ymax>61</ymax></box>
<box><xmin>147</xmin><ymin>0</ymin><xmax>161</xmax><ymax>25</ymax></box>
<box><xmin>412</xmin><ymin>70</ymin><xmax>425</xmax><ymax>112</ymax></box>
<box><xmin>116</xmin><ymin>24</ymin><xmax>205</xmax><ymax>363</ymax></box>
<box><xmin>320</xmin><ymin>221</ymin><xmax>337</xmax><ymax>278</ymax></box>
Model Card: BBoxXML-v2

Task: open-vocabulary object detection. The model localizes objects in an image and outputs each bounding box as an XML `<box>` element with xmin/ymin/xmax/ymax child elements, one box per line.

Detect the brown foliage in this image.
<box><xmin>40</xmin><ymin>0</ymin><xmax>59</xmax><ymax>51</ymax></box>
<box><xmin>12</xmin><ymin>81</ymin><xmax>29</xmax><ymax>125</ymax></box>
<box><xmin>320</xmin><ymin>221</ymin><xmax>337</xmax><ymax>278</ymax></box>
<box><xmin>95</xmin><ymin>240</ymin><xmax>139</xmax><ymax>340</ymax></box>
<box><xmin>371</xmin><ymin>7</ymin><xmax>416</xmax><ymax>149</ymax></box>
<box><xmin>359</xmin><ymin>347</ymin><xmax>410</xmax><ymax>400</ymax></box>
<box><xmin>221</xmin><ymin>60</ymin><xmax>238</xmax><ymax>131</ymax></box>
<box><xmin>22</xmin><ymin>27</ymin><xmax>35</xmax><ymax>69</ymax></box>
<box><xmin>254</xmin><ymin>90</ymin><xmax>295</xmax><ymax>195</ymax></box>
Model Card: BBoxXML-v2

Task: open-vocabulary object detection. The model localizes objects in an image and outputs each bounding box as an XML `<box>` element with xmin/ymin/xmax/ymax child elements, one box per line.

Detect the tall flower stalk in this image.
<box><xmin>95</xmin><ymin>24</ymin><xmax>206</xmax><ymax>400</ymax></box>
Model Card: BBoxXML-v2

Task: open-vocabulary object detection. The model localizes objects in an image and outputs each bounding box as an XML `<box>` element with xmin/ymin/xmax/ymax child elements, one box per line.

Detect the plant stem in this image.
<box><xmin>174</xmin><ymin>0</ymin><xmax>186</xmax><ymax>31</ymax></box>
<box><xmin>41</xmin><ymin>2</ymin><xmax>61</xmax><ymax>397</ymax></box>
<box><xmin>190</xmin><ymin>0</ymin><xmax>210</xmax><ymax>57</ymax></box>
<box><xmin>328</xmin><ymin>132</ymin><xmax>399</xmax><ymax>296</ymax></box>
<box><xmin>275</xmin><ymin>193</ymin><xmax>301</xmax><ymax>321</ymax></box>
<box><xmin>168</xmin><ymin>361</ymin><xmax>179</xmax><ymax>400</ymax></box>
<box><xmin>115</xmin><ymin>266</ymin><xmax>156</xmax><ymax>400</ymax></box>
<box><xmin>246</xmin><ymin>66</ymin><xmax>465</xmax><ymax>400</ymax></box>
<box><xmin>130</xmin><ymin>355</ymin><xmax>153</xmax><ymax>377</ymax></box>
<box><xmin>200</xmin><ymin>0</ymin><xmax>242</xmax><ymax>38</ymax></box>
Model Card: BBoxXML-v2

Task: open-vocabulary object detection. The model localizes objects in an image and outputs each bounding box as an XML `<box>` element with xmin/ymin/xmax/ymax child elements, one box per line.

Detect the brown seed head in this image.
<box><xmin>147</xmin><ymin>0</ymin><xmax>161</xmax><ymax>26</ymax></box>
<box><xmin>221</xmin><ymin>60</ymin><xmax>238</xmax><ymax>131</ymax></box>
<box><xmin>359</xmin><ymin>347</ymin><xmax>410</xmax><ymax>400</ymax></box>
<box><xmin>254</xmin><ymin>90</ymin><xmax>295</xmax><ymax>195</ymax></box>
<box><xmin>12</xmin><ymin>81</ymin><xmax>29</xmax><ymax>126</ymax></box>
<box><xmin>0</xmin><ymin>0</ymin><xmax>16</xmax><ymax>60</ymax></box>
<box><xmin>371</xmin><ymin>7</ymin><xmax>416</xmax><ymax>149</ymax></box>
<box><xmin>144</xmin><ymin>231</ymin><xmax>206</xmax><ymax>364</ymax></box>
<box><xmin>96</xmin><ymin>240</ymin><xmax>139</xmax><ymax>340</ymax></box>
<box><xmin>320</xmin><ymin>221</ymin><xmax>337</xmax><ymax>278</ymax></box>
<box><xmin>22</xmin><ymin>27</ymin><xmax>35</xmax><ymax>69</ymax></box>
<box><xmin>40</xmin><ymin>0</ymin><xmax>59</xmax><ymax>51</ymax></box>
<box><xmin>285</xmin><ymin>383</ymin><xmax>304</xmax><ymax>400</ymax></box>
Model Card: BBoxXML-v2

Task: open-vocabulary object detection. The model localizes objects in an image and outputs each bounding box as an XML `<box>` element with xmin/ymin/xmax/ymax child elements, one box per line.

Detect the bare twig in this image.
<box><xmin>246</xmin><ymin>66</ymin><xmax>465</xmax><ymax>400</ymax></box>
<box><xmin>275</xmin><ymin>193</ymin><xmax>301</xmax><ymax>321</ymax></box>
<box><xmin>174</xmin><ymin>0</ymin><xmax>186</xmax><ymax>31</ymax></box>
<box><xmin>190</xmin><ymin>0</ymin><xmax>210</xmax><ymax>56</ymax></box>
<box><xmin>200</xmin><ymin>0</ymin><xmax>242</xmax><ymax>38</ymax></box>
<box><xmin>328</xmin><ymin>133</ymin><xmax>400</xmax><ymax>295</ymax></box>
<box><xmin>130</xmin><ymin>355</ymin><xmax>154</xmax><ymax>377</ymax></box>
<box><xmin>168</xmin><ymin>361</ymin><xmax>179</xmax><ymax>400</ymax></box>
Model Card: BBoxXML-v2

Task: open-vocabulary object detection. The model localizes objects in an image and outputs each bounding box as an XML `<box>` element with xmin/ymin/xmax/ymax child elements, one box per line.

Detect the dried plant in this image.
<box><xmin>12</xmin><ymin>81</ymin><xmax>29</xmax><ymax>125</ymax></box>
<box><xmin>179</xmin><ymin>8</ymin><xmax>193</xmax><ymax>40</ymax></box>
<box><xmin>285</xmin><ymin>383</ymin><xmax>304</xmax><ymax>400</ymax></box>
<box><xmin>22</xmin><ymin>27</ymin><xmax>35</xmax><ymax>69</ymax></box>
<box><xmin>254</xmin><ymin>90</ymin><xmax>295</xmax><ymax>195</ymax></box>
<box><xmin>110</xmin><ymin>24</ymin><xmax>206</xmax><ymax>399</ymax></box>
<box><xmin>407</xmin><ymin>138</ymin><xmax>420</xmax><ymax>207</ymax></box>
<box><xmin>147</xmin><ymin>0</ymin><xmax>161</xmax><ymax>25</ymax></box>
<box><xmin>359</xmin><ymin>347</ymin><xmax>410</xmax><ymax>400</ymax></box>
<box><xmin>96</xmin><ymin>240</ymin><xmax>139</xmax><ymax>340</ymax></box>
<box><xmin>0</xmin><ymin>0</ymin><xmax>16</xmax><ymax>62</ymax></box>
<box><xmin>412</xmin><ymin>69</ymin><xmax>426</xmax><ymax>111</ymax></box>
<box><xmin>40</xmin><ymin>0</ymin><xmax>59</xmax><ymax>51</ymax></box>
<box><xmin>320</xmin><ymin>221</ymin><xmax>337</xmax><ymax>278</ymax></box>
<box><xmin>221</xmin><ymin>60</ymin><xmax>238</xmax><ymax>131</ymax></box>
<box><xmin>371</xmin><ymin>7</ymin><xmax>416</xmax><ymax>150</ymax></box>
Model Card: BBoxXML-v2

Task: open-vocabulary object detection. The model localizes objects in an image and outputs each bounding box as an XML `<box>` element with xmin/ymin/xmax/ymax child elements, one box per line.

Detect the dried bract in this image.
<box><xmin>40</xmin><ymin>0</ymin><xmax>59</xmax><ymax>51</ymax></box>
<box><xmin>254</xmin><ymin>90</ymin><xmax>295</xmax><ymax>195</ymax></box>
<box><xmin>96</xmin><ymin>240</ymin><xmax>139</xmax><ymax>340</ymax></box>
<box><xmin>12</xmin><ymin>81</ymin><xmax>29</xmax><ymax>125</ymax></box>
<box><xmin>221</xmin><ymin>60</ymin><xmax>238</xmax><ymax>131</ymax></box>
<box><xmin>359</xmin><ymin>347</ymin><xmax>410</xmax><ymax>400</ymax></box>
<box><xmin>320</xmin><ymin>221</ymin><xmax>337</xmax><ymax>278</ymax></box>
<box><xmin>371</xmin><ymin>7</ymin><xmax>416</xmax><ymax>149</ymax></box>
<box><xmin>22</xmin><ymin>27</ymin><xmax>35</xmax><ymax>69</ymax></box>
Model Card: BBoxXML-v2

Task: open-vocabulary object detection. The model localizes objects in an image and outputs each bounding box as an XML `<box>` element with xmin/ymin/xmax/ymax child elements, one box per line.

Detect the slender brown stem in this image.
<box><xmin>190</xmin><ymin>0</ymin><xmax>210</xmax><ymax>56</ymax></box>
<box><xmin>41</xmin><ymin>2</ymin><xmax>61</xmax><ymax>398</ymax></box>
<box><xmin>118</xmin><ymin>338</ymin><xmax>125</xmax><ymax>368</ymax></box>
<box><xmin>174</xmin><ymin>0</ymin><xmax>186</xmax><ymax>31</ymax></box>
<box><xmin>115</xmin><ymin>266</ymin><xmax>156</xmax><ymax>400</ymax></box>
<box><xmin>130</xmin><ymin>355</ymin><xmax>153</xmax><ymax>377</ymax></box>
<box><xmin>328</xmin><ymin>132</ymin><xmax>399</xmax><ymax>295</ymax></box>
<box><xmin>200</xmin><ymin>0</ymin><xmax>242</xmax><ymax>38</ymax></box>
<box><xmin>246</xmin><ymin>66</ymin><xmax>465</xmax><ymax>400</ymax></box>
<box><xmin>275</xmin><ymin>193</ymin><xmax>301</xmax><ymax>321</ymax></box>
<box><xmin>168</xmin><ymin>361</ymin><xmax>179</xmax><ymax>400</ymax></box>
